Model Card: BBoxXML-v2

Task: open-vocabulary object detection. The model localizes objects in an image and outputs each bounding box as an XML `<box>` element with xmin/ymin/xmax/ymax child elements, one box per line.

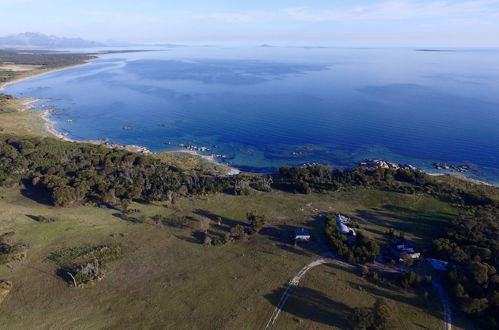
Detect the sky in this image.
<box><xmin>1</xmin><ymin>0</ymin><xmax>499</xmax><ymax>47</ymax></box>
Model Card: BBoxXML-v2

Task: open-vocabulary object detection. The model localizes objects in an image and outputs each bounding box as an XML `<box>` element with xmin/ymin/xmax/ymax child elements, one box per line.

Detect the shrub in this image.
<box><xmin>247</xmin><ymin>211</ymin><xmax>266</xmax><ymax>234</ymax></box>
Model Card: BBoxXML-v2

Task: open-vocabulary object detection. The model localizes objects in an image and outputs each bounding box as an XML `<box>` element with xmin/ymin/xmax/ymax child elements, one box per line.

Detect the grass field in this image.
<box><xmin>0</xmin><ymin>186</ymin><xmax>470</xmax><ymax>329</ymax></box>
<box><xmin>275</xmin><ymin>263</ymin><xmax>477</xmax><ymax>330</ymax></box>
<box><xmin>0</xmin><ymin>106</ymin><xmax>51</xmax><ymax>137</ymax></box>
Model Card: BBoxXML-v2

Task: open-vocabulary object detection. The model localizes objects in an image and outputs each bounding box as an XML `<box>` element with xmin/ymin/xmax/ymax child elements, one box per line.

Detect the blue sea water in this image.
<box><xmin>4</xmin><ymin>47</ymin><xmax>499</xmax><ymax>183</ymax></box>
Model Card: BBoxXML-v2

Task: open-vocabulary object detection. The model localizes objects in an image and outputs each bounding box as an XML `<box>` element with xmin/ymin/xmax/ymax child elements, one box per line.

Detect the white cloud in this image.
<box><xmin>284</xmin><ymin>0</ymin><xmax>499</xmax><ymax>22</ymax></box>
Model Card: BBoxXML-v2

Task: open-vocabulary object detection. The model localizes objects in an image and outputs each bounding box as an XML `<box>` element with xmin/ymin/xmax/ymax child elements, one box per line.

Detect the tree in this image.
<box><xmin>353</xmin><ymin>307</ymin><xmax>374</xmax><ymax>329</ymax></box>
<box><xmin>247</xmin><ymin>211</ymin><xmax>266</xmax><ymax>234</ymax></box>
<box><xmin>352</xmin><ymin>298</ymin><xmax>393</xmax><ymax>330</ymax></box>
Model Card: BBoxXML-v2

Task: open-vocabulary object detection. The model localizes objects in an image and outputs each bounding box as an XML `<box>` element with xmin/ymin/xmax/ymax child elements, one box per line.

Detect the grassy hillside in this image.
<box><xmin>275</xmin><ymin>263</ymin><xmax>477</xmax><ymax>330</ymax></box>
<box><xmin>0</xmin><ymin>186</ymin><xmax>470</xmax><ymax>329</ymax></box>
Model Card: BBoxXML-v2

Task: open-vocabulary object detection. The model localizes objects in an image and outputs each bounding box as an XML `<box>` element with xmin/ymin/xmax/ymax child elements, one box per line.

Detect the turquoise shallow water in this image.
<box><xmin>5</xmin><ymin>47</ymin><xmax>499</xmax><ymax>183</ymax></box>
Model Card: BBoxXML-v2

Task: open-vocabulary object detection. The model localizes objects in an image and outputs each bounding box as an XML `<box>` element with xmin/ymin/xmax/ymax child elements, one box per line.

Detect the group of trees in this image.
<box><xmin>2</xmin><ymin>134</ymin><xmax>497</xmax><ymax>210</ymax></box>
<box><xmin>203</xmin><ymin>211</ymin><xmax>267</xmax><ymax>246</ymax></box>
<box><xmin>273</xmin><ymin>164</ymin><xmax>498</xmax><ymax>208</ymax></box>
<box><xmin>0</xmin><ymin>50</ymin><xmax>93</xmax><ymax>69</ymax></box>
<box><xmin>432</xmin><ymin>207</ymin><xmax>499</xmax><ymax>329</ymax></box>
<box><xmin>325</xmin><ymin>214</ymin><xmax>380</xmax><ymax>264</ymax></box>
<box><xmin>0</xmin><ymin>135</ymin><xmax>233</xmax><ymax>207</ymax></box>
<box><xmin>0</xmin><ymin>50</ymin><xmax>94</xmax><ymax>85</ymax></box>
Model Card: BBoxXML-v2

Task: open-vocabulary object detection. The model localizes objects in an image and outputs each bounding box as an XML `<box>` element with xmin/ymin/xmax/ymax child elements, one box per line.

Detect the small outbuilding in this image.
<box><xmin>389</xmin><ymin>240</ymin><xmax>421</xmax><ymax>261</ymax></box>
<box><xmin>294</xmin><ymin>228</ymin><xmax>311</xmax><ymax>242</ymax></box>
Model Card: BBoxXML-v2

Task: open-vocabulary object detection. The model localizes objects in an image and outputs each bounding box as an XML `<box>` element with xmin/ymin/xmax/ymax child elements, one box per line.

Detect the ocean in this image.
<box><xmin>4</xmin><ymin>46</ymin><xmax>499</xmax><ymax>183</ymax></box>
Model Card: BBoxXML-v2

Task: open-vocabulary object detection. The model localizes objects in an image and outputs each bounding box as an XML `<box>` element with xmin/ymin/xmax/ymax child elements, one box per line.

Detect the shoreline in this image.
<box><xmin>427</xmin><ymin>171</ymin><xmax>496</xmax><ymax>187</ymax></box>
<box><xmin>1</xmin><ymin>54</ymin><xmax>241</xmax><ymax>176</ymax></box>
<box><xmin>175</xmin><ymin>149</ymin><xmax>241</xmax><ymax>175</ymax></box>
<box><xmin>39</xmin><ymin>110</ymin><xmax>240</xmax><ymax>175</ymax></box>
<box><xmin>0</xmin><ymin>60</ymin><xmax>96</xmax><ymax>92</ymax></box>
<box><xmin>2</xmin><ymin>54</ymin><xmax>496</xmax><ymax>184</ymax></box>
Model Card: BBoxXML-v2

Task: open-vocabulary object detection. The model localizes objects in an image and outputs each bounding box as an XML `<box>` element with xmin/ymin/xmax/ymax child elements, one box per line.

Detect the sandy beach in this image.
<box><xmin>0</xmin><ymin>61</ymin><xmax>95</xmax><ymax>92</ymax></box>
<box><xmin>39</xmin><ymin>110</ymin><xmax>76</xmax><ymax>142</ymax></box>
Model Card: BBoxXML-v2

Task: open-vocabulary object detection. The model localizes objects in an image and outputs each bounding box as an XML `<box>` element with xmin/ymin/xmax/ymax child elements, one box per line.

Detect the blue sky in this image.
<box><xmin>1</xmin><ymin>0</ymin><xmax>499</xmax><ymax>46</ymax></box>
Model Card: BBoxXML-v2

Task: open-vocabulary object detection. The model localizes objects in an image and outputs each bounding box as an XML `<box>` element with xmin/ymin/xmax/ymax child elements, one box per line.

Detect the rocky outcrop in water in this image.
<box><xmin>433</xmin><ymin>162</ymin><xmax>477</xmax><ymax>173</ymax></box>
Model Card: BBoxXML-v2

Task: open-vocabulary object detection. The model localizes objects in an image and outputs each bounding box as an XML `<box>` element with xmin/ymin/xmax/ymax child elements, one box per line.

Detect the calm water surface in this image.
<box><xmin>5</xmin><ymin>47</ymin><xmax>499</xmax><ymax>183</ymax></box>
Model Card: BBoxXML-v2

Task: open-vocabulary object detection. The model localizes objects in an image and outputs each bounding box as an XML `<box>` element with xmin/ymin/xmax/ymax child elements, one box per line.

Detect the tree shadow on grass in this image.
<box><xmin>112</xmin><ymin>213</ymin><xmax>142</xmax><ymax>224</ymax></box>
<box><xmin>346</xmin><ymin>281</ymin><xmax>445</xmax><ymax>322</ymax></box>
<box><xmin>324</xmin><ymin>261</ymin><xmax>360</xmax><ymax>277</ymax></box>
<box><xmin>20</xmin><ymin>185</ymin><xmax>51</xmax><ymax>205</ymax></box>
<box><xmin>353</xmin><ymin>208</ymin><xmax>446</xmax><ymax>248</ymax></box>
<box><xmin>192</xmin><ymin>209</ymin><xmax>246</xmax><ymax>229</ymax></box>
<box><xmin>275</xmin><ymin>243</ymin><xmax>312</xmax><ymax>257</ymax></box>
<box><xmin>265</xmin><ymin>286</ymin><xmax>353</xmax><ymax>328</ymax></box>
<box><xmin>25</xmin><ymin>214</ymin><xmax>41</xmax><ymax>222</ymax></box>
<box><xmin>174</xmin><ymin>230</ymin><xmax>206</xmax><ymax>245</ymax></box>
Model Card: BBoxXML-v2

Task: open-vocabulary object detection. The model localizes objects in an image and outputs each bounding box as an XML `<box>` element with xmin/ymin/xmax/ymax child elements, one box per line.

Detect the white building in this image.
<box><xmin>336</xmin><ymin>215</ymin><xmax>356</xmax><ymax>236</ymax></box>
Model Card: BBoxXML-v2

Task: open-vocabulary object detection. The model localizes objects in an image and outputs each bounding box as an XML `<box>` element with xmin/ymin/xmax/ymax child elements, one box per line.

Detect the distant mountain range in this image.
<box><xmin>0</xmin><ymin>32</ymin><xmax>105</xmax><ymax>49</ymax></box>
<box><xmin>0</xmin><ymin>32</ymin><xmax>188</xmax><ymax>49</ymax></box>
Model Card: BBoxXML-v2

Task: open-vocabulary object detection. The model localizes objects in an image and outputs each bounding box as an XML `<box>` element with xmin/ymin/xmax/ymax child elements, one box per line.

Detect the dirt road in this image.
<box><xmin>264</xmin><ymin>255</ymin><xmax>452</xmax><ymax>330</ymax></box>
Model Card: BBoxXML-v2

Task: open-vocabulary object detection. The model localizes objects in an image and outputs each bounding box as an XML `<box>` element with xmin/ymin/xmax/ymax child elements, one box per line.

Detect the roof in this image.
<box><xmin>338</xmin><ymin>223</ymin><xmax>357</xmax><ymax>236</ymax></box>
<box><xmin>338</xmin><ymin>223</ymin><xmax>350</xmax><ymax>234</ymax></box>
<box><xmin>427</xmin><ymin>258</ymin><xmax>449</xmax><ymax>271</ymax></box>
<box><xmin>336</xmin><ymin>215</ymin><xmax>350</xmax><ymax>224</ymax></box>
<box><xmin>294</xmin><ymin>228</ymin><xmax>310</xmax><ymax>236</ymax></box>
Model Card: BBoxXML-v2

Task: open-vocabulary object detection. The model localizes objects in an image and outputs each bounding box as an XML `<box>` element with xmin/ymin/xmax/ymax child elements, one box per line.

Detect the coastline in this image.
<box><xmin>40</xmin><ymin>111</ymin><xmax>76</xmax><ymax>142</ymax></box>
<box><xmin>1</xmin><ymin>58</ymin><xmax>241</xmax><ymax>176</ymax></box>
<box><xmin>38</xmin><ymin>109</ymin><xmax>240</xmax><ymax>175</ymax></box>
<box><xmin>427</xmin><ymin>171</ymin><xmax>496</xmax><ymax>187</ymax></box>
<box><xmin>175</xmin><ymin>149</ymin><xmax>241</xmax><ymax>175</ymax></box>
<box><xmin>2</xmin><ymin>54</ymin><xmax>495</xmax><ymax>183</ymax></box>
<box><xmin>0</xmin><ymin>60</ymin><xmax>96</xmax><ymax>92</ymax></box>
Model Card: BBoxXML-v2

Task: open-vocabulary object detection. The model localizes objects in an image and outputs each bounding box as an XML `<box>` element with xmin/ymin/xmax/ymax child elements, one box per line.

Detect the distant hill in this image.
<box><xmin>0</xmin><ymin>32</ymin><xmax>104</xmax><ymax>49</ymax></box>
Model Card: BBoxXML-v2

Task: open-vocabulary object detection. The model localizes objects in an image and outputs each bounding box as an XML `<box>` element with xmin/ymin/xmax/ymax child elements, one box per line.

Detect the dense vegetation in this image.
<box><xmin>0</xmin><ymin>135</ymin><xmax>232</xmax><ymax>207</ymax></box>
<box><xmin>0</xmin><ymin>49</ymin><xmax>94</xmax><ymax>84</ymax></box>
<box><xmin>433</xmin><ymin>207</ymin><xmax>499</xmax><ymax>329</ymax></box>
<box><xmin>273</xmin><ymin>165</ymin><xmax>498</xmax><ymax>208</ymax></box>
<box><xmin>0</xmin><ymin>49</ymin><xmax>93</xmax><ymax>68</ymax></box>
<box><xmin>2</xmin><ymin>135</ymin><xmax>498</xmax><ymax>210</ymax></box>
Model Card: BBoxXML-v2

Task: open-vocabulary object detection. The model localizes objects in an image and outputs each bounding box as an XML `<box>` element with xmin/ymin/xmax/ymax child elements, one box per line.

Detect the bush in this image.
<box><xmin>401</xmin><ymin>271</ymin><xmax>421</xmax><ymax>289</ymax></box>
<box><xmin>247</xmin><ymin>211</ymin><xmax>266</xmax><ymax>234</ymax></box>
<box><xmin>352</xmin><ymin>298</ymin><xmax>394</xmax><ymax>330</ymax></box>
<box><xmin>0</xmin><ymin>232</ymin><xmax>27</xmax><ymax>265</ymax></box>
